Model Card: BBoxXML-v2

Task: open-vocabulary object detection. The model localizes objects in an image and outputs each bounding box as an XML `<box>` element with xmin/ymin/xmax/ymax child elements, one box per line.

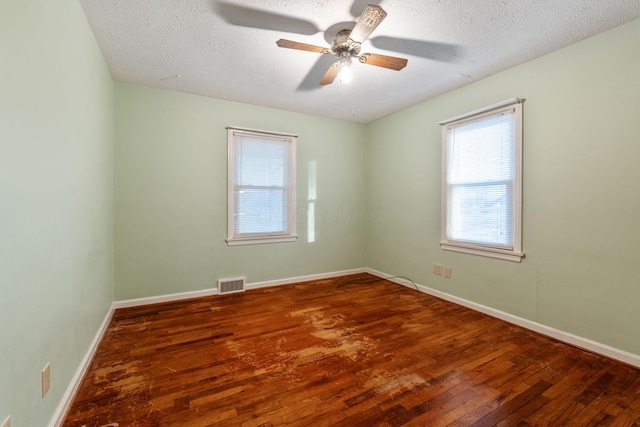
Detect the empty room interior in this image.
<box><xmin>2</xmin><ymin>0</ymin><xmax>640</xmax><ymax>426</ymax></box>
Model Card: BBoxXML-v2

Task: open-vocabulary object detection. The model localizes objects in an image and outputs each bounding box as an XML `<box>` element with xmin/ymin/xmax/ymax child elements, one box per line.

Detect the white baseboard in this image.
<box><xmin>366</xmin><ymin>268</ymin><xmax>640</xmax><ymax>369</ymax></box>
<box><xmin>114</xmin><ymin>287</ymin><xmax>220</xmax><ymax>309</ymax></box>
<box><xmin>48</xmin><ymin>305</ymin><xmax>115</xmax><ymax>427</ymax></box>
<box><xmin>112</xmin><ymin>268</ymin><xmax>368</xmax><ymax>309</ymax></box>
<box><xmin>246</xmin><ymin>268</ymin><xmax>367</xmax><ymax>290</ymax></box>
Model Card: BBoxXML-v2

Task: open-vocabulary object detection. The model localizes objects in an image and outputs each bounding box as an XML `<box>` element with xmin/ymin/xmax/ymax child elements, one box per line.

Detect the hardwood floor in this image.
<box><xmin>63</xmin><ymin>273</ymin><xmax>640</xmax><ymax>426</ymax></box>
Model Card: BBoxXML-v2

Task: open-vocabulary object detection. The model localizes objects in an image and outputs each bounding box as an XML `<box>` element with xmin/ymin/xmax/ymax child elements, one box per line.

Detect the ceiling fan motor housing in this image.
<box><xmin>331</xmin><ymin>29</ymin><xmax>362</xmax><ymax>59</ymax></box>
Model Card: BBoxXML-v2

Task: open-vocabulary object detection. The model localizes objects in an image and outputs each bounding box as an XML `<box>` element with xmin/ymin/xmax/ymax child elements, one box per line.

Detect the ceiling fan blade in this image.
<box><xmin>359</xmin><ymin>53</ymin><xmax>408</xmax><ymax>71</ymax></box>
<box><xmin>214</xmin><ymin>1</ymin><xmax>319</xmax><ymax>35</ymax></box>
<box><xmin>297</xmin><ymin>54</ymin><xmax>338</xmax><ymax>91</ymax></box>
<box><xmin>276</xmin><ymin>39</ymin><xmax>329</xmax><ymax>54</ymax></box>
<box><xmin>349</xmin><ymin>0</ymin><xmax>383</xmax><ymax>19</ymax></box>
<box><xmin>319</xmin><ymin>62</ymin><xmax>341</xmax><ymax>85</ymax></box>
<box><xmin>349</xmin><ymin>4</ymin><xmax>387</xmax><ymax>43</ymax></box>
<box><xmin>370</xmin><ymin>36</ymin><xmax>460</xmax><ymax>62</ymax></box>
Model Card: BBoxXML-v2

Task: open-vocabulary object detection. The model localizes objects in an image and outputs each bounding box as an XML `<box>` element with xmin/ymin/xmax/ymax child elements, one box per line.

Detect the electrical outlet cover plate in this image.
<box><xmin>433</xmin><ymin>263</ymin><xmax>442</xmax><ymax>275</ymax></box>
<box><xmin>42</xmin><ymin>363</ymin><xmax>51</xmax><ymax>398</ymax></box>
<box><xmin>444</xmin><ymin>266</ymin><xmax>452</xmax><ymax>279</ymax></box>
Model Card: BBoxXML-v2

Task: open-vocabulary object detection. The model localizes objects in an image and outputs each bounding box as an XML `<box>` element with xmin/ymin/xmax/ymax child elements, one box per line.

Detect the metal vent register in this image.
<box><xmin>218</xmin><ymin>277</ymin><xmax>245</xmax><ymax>295</ymax></box>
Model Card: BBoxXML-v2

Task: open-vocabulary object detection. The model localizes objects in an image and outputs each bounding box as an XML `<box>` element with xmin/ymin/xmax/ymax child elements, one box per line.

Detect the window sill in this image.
<box><xmin>440</xmin><ymin>242</ymin><xmax>524</xmax><ymax>263</ymax></box>
<box><xmin>226</xmin><ymin>235</ymin><xmax>298</xmax><ymax>246</ymax></box>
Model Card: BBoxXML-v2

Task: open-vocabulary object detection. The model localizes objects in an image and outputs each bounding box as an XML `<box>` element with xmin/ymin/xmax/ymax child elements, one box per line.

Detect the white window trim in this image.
<box><xmin>226</xmin><ymin>126</ymin><xmax>297</xmax><ymax>246</ymax></box>
<box><xmin>439</xmin><ymin>98</ymin><xmax>525</xmax><ymax>262</ymax></box>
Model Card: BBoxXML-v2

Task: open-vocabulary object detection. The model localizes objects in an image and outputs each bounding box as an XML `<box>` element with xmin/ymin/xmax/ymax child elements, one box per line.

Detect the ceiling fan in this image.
<box><xmin>215</xmin><ymin>1</ymin><xmax>459</xmax><ymax>89</ymax></box>
<box><xmin>276</xmin><ymin>5</ymin><xmax>407</xmax><ymax>86</ymax></box>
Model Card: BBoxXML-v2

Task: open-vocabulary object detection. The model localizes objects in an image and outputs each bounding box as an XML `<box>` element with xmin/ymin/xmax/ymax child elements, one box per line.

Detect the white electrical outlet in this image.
<box><xmin>42</xmin><ymin>363</ymin><xmax>51</xmax><ymax>398</ymax></box>
<box><xmin>432</xmin><ymin>263</ymin><xmax>442</xmax><ymax>275</ymax></box>
<box><xmin>444</xmin><ymin>266</ymin><xmax>452</xmax><ymax>279</ymax></box>
<box><xmin>2</xmin><ymin>415</ymin><xmax>11</xmax><ymax>427</ymax></box>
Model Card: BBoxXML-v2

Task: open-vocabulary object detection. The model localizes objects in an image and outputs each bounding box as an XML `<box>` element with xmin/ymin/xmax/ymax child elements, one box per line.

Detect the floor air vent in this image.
<box><xmin>218</xmin><ymin>277</ymin><xmax>245</xmax><ymax>295</ymax></box>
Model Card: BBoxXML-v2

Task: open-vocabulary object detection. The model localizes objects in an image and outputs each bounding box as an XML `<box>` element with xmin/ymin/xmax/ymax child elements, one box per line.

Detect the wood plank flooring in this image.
<box><xmin>63</xmin><ymin>273</ymin><xmax>640</xmax><ymax>426</ymax></box>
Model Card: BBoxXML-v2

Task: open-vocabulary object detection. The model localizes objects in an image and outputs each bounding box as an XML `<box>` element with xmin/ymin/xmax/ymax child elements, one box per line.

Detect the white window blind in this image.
<box><xmin>227</xmin><ymin>127</ymin><xmax>297</xmax><ymax>245</ymax></box>
<box><xmin>440</xmin><ymin>99</ymin><xmax>524</xmax><ymax>262</ymax></box>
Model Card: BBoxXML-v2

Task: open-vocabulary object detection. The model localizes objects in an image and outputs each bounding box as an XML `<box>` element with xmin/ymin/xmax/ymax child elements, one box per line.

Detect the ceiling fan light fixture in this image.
<box><xmin>338</xmin><ymin>55</ymin><xmax>353</xmax><ymax>83</ymax></box>
<box><xmin>339</xmin><ymin>63</ymin><xmax>353</xmax><ymax>84</ymax></box>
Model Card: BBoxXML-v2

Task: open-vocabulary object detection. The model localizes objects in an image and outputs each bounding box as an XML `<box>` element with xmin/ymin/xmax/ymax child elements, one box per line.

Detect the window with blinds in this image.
<box><xmin>439</xmin><ymin>99</ymin><xmax>524</xmax><ymax>262</ymax></box>
<box><xmin>227</xmin><ymin>127</ymin><xmax>297</xmax><ymax>246</ymax></box>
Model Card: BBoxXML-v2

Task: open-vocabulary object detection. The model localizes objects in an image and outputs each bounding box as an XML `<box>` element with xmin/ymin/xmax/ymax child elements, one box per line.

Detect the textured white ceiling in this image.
<box><xmin>79</xmin><ymin>0</ymin><xmax>640</xmax><ymax>122</ymax></box>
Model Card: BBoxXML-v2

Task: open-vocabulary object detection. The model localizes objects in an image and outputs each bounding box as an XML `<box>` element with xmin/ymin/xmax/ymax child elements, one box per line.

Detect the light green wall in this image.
<box><xmin>0</xmin><ymin>0</ymin><xmax>114</xmax><ymax>426</ymax></box>
<box><xmin>114</xmin><ymin>83</ymin><xmax>366</xmax><ymax>300</ymax></box>
<box><xmin>366</xmin><ymin>18</ymin><xmax>640</xmax><ymax>355</ymax></box>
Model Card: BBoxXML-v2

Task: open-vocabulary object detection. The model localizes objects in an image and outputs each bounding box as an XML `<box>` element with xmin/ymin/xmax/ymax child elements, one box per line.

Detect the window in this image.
<box><xmin>227</xmin><ymin>127</ymin><xmax>297</xmax><ymax>246</ymax></box>
<box><xmin>439</xmin><ymin>98</ymin><xmax>524</xmax><ymax>262</ymax></box>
